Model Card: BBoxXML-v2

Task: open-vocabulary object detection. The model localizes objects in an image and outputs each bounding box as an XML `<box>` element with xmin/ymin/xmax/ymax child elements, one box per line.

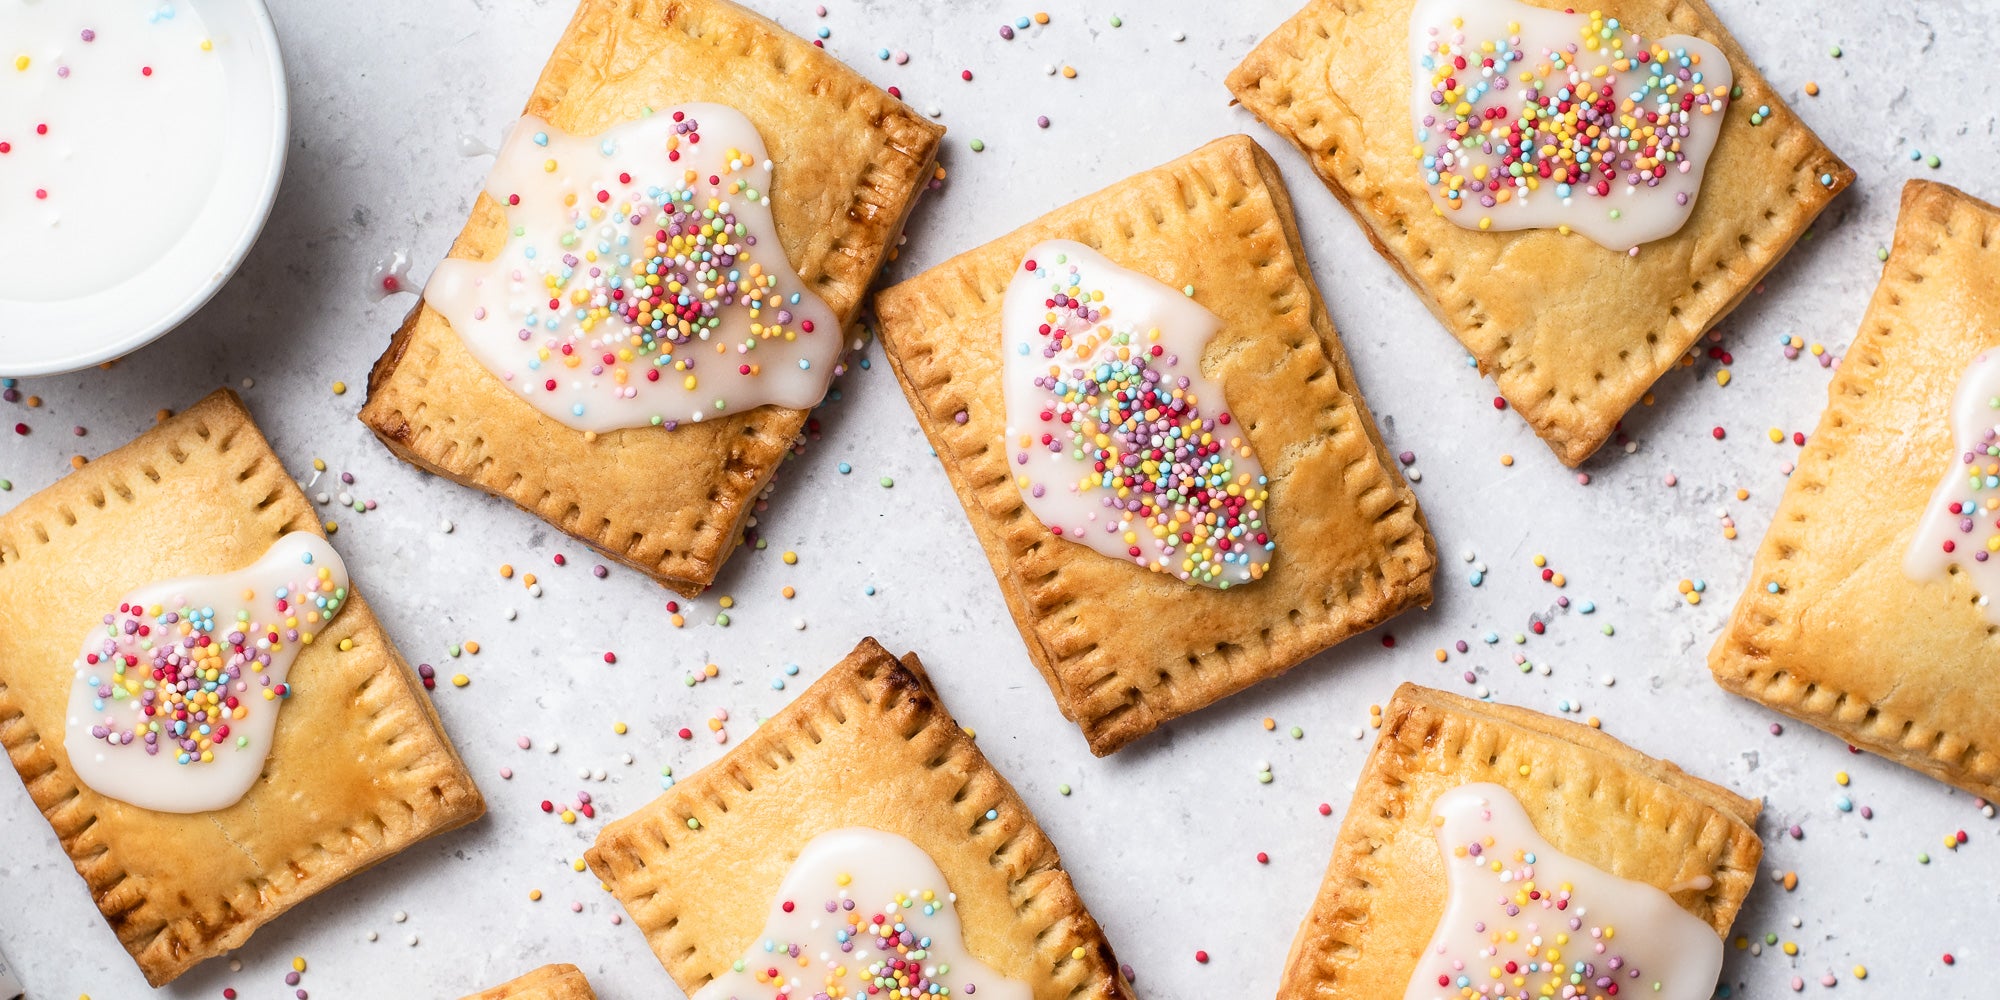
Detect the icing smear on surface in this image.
<box><xmin>424</xmin><ymin>105</ymin><xmax>841</xmax><ymax>433</ymax></box>
<box><xmin>693</xmin><ymin>828</ymin><xmax>1029</xmax><ymax>1000</ymax></box>
<box><xmin>1000</xmin><ymin>240</ymin><xmax>1273</xmax><ymax>588</ymax></box>
<box><xmin>1407</xmin><ymin>0</ymin><xmax>1733</xmax><ymax>248</ymax></box>
<box><xmin>1406</xmin><ymin>783</ymin><xmax>1723</xmax><ymax>1000</ymax></box>
<box><xmin>1905</xmin><ymin>349</ymin><xmax>2000</xmax><ymax>622</ymax></box>
<box><xmin>64</xmin><ymin>532</ymin><xmax>348</xmax><ymax>814</ymax></box>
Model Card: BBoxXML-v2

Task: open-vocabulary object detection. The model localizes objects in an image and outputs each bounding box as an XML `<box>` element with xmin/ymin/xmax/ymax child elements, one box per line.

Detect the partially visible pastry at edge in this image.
<box><xmin>1228</xmin><ymin>0</ymin><xmax>1853</xmax><ymax>465</ymax></box>
<box><xmin>1711</xmin><ymin>180</ymin><xmax>2000</xmax><ymax>799</ymax></box>
<box><xmin>586</xmin><ymin>638</ymin><xmax>1132</xmax><ymax>1000</ymax></box>
<box><xmin>460</xmin><ymin>964</ymin><xmax>596</xmax><ymax>1000</ymax></box>
<box><xmin>1282</xmin><ymin>683</ymin><xmax>1761</xmax><ymax>1000</ymax></box>
<box><xmin>361</xmin><ymin>0</ymin><xmax>943</xmax><ymax>597</ymax></box>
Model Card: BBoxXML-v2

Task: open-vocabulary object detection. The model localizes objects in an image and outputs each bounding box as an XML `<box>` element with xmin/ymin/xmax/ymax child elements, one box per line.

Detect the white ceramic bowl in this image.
<box><xmin>0</xmin><ymin>0</ymin><xmax>288</xmax><ymax>377</ymax></box>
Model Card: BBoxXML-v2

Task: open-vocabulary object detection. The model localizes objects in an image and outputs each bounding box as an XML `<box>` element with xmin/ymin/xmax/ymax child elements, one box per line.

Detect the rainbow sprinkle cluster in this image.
<box><xmin>729</xmin><ymin>881</ymin><xmax>994</xmax><ymax>997</ymax></box>
<box><xmin>1929</xmin><ymin>406</ymin><xmax>2000</xmax><ymax>563</ymax></box>
<box><xmin>1414</xmin><ymin>11</ymin><xmax>1728</xmax><ymax>222</ymax></box>
<box><xmin>1423</xmin><ymin>832</ymin><xmax>1653</xmax><ymax>1000</ymax></box>
<box><xmin>503</xmin><ymin>111</ymin><xmax>817</xmax><ymax>415</ymax></box>
<box><xmin>1012</xmin><ymin>254</ymin><xmax>1272</xmax><ymax>586</ymax></box>
<box><xmin>77</xmin><ymin>560</ymin><xmax>343</xmax><ymax>767</ymax></box>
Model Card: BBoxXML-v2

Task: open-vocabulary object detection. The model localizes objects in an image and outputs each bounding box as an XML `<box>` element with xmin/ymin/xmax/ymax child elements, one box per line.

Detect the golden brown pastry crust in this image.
<box><xmin>1282</xmin><ymin>683</ymin><xmax>1763</xmax><ymax>1000</ymax></box>
<box><xmin>1227</xmin><ymin>0</ymin><xmax>1854</xmax><ymax>466</ymax></box>
<box><xmin>0</xmin><ymin>390</ymin><xmax>484</xmax><ymax>986</ymax></box>
<box><xmin>360</xmin><ymin>0</ymin><xmax>944</xmax><ymax>597</ymax></box>
<box><xmin>461</xmin><ymin>963</ymin><xmax>597</xmax><ymax>1000</ymax></box>
<box><xmin>873</xmin><ymin>135</ymin><xmax>1436</xmax><ymax>755</ymax></box>
<box><xmin>585</xmin><ymin>638</ymin><xmax>1132</xmax><ymax>1000</ymax></box>
<box><xmin>1711</xmin><ymin>181</ymin><xmax>2000</xmax><ymax>799</ymax></box>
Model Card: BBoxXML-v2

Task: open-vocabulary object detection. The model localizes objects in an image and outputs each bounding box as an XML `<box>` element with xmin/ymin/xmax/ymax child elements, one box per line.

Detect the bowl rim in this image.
<box><xmin>0</xmin><ymin>0</ymin><xmax>290</xmax><ymax>378</ymax></box>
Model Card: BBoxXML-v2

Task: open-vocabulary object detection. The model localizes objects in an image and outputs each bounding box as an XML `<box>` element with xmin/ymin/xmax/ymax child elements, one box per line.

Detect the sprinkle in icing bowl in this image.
<box><xmin>0</xmin><ymin>0</ymin><xmax>288</xmax><ymax>375</ymax></box>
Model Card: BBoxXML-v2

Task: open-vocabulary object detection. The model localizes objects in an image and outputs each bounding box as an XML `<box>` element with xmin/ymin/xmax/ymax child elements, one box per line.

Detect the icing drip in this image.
<box><xmin>63</xmin><ymin>532</ymin><xmax>349</xmax><ymax>813</ymax></box>
<box><xmin>999</xmin><ymin>240</ymin><xmax>1274</xmax><ymax>588</ymax></box>
<box><xmin>1905</xmin><ymin>349</ymin><xmax>2000</xmax><ymax>622</ymax></box>
<box><xmin>1406</xmin><ymin>0</ymin><xmax>1733</xmax><ymax>248</ymax></box>
<box><xmin>1406</xmin><ymin>783</ymin><xmax>1723</xmax><ymax>1000</ymax></box>
<box><xmin>424</xmin><ymin>105</ymin><xmax>842</xmax><ymax>432</ymax></box>
<box><xmin>693</xmin><ymin>828</ymin><xmax>1029</xmax><ymax>1000</ymax></box>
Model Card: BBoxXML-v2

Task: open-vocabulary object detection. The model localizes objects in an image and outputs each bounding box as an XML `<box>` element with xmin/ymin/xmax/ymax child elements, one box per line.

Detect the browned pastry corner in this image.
<box><xmin>875</xmin><ymin>134</ymin><xmax>1435</xmax><ymax>754</ymax></box>
<box><xmin>460</xmin><ymin>963</ymin><xmax>597</xmax><ymax>1000</ymax></box>
<box><xmin>1711</xmin><ymin>180</ymin><xmax>2000</xmax><ymax>799</ymax></box>
<box><xmin>361</xmin><ymin>0</ymin><xmax>944</xmax><ymax>597</ymax></box>
<box><xmin>1281</xmin><ymin>683</ymin><xmax>1762</xmax><ymax>999</ymax></box>
<box><xmin>0</xmin><ymin>389</ymin><xmax>483</xmax><ymax>986</ymax></box>
<box><xmin>586</xmin><ymin>637</ymin><xmax>1133</xmax><ymax>1000</ymax></box>
<box><xmin>1228</xmin><ymin>0</ymin><xmax>1853</xmax><ymax>465</ymax></box>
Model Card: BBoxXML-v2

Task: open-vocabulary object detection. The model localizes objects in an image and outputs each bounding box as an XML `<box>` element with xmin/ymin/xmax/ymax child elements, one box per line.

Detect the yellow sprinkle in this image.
<box><xmin>13</xmin><ymin>55</ymin><xmax>28</xmax><ymax>71</ymax></box>
<box><xmin>293</xmin><ymin>957</ymin><xmax>307</xmax><ymax>973</ymax></box>
<box><xmin>1852</xmin><ymin>966</ymin><xmax>1866</xmax><ymax>980</ymax></box>
<box><xmin>1783</xmin><ymin>941</ymin><xmax>1798</xmax><ymax>956</ymax></box>
<box><xmin>613</xmin><ymin>721</ymin><xmax>628</xmax><ymax>735</ymax></box>
<box><xmin>1836</xmin><ymin>771</ymin><xmax>1849</xmax><ymax>786</ymax></box>
<box><xmin>1517</xmin><ymin>764</ymin><xmax>1531</xmax><ymax>776</ymax></box>
<box><xmin>331</xmin><ymin>380</ymin><xmax>347</xmax><ymax>395</ymax></box>
<box><xmin>572</xmin><ymin>858</ymin><xmax>587</xmax><ymax>872</ymax></box>
<box><xmin>782</xmin><ymin>551</ymin><xmax>798</xmax><ymax>565</ymax></box>
<box><xmin>1532</xmin><ymin>554</ymin><xmax>1547</xmax><ymax>568</ymax></box>
<box><xmin>338</xmin><ymin>638</ymin><xmax>354</xmax><ymax>652</ymax></box>
<box><xmin>324</xmin><ymin>521</ymin><xmax>338</xmax><ymax>534</ymax></box>
<box><xmin>200</xmin><ymin>38</ymin><xmax>213</xmax><ymax>51</ymax></box>
<box><xmin>719</xmin><ymin>595</ymin><xmax>734</xmax><ymax>609</ymax></box>
<box><xmin>1715</xmin><ymin>369</ymin><xmax>1731</xmax><ymax>387</ymax></box>
<box><xmin>312</xmin><ymin>458</ymin><xmax>326</xmax><ymax>472</ymax></box>
<box><xmin>452</xmin><ymin>673</ymin><xmax>470</xmax><ymax>687</ymax></box>
<box><xmin>561</xmin><ymin>809</ymin><xmax>577</xmax><ymax>824</ymax></box>
<box><xmin>1070</xmin><ymin>947</ymin><xmax>1085</xmax><ymax>960</ymax></box>
<box><xmin>964</xmin><ymin>727</ymin><xmax>976</xmax><ymax>739</ymax></box>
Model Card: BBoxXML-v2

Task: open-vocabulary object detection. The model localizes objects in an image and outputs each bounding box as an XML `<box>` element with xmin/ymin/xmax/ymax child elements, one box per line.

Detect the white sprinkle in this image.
<box><xmin>505</xmin><ymin>608</ymin><xmax>518</xmax><ymax>620</ymax></box>
<box><xmin>547</xmin><ymin>741</ymin><xmax>560</xmax><ymax>754</ymax></box>
<box><xmin>407</xmin><ymin>934</ymin><xmax>419</xmax><ymax>947</ymax></box>
<box><xmin>621</xmin><ymin>752</ymin><xmax>634</xmax><ymax>765</ymax></box>
<box><xmin>593</xmin><ymin>768</ymin><xmax>607</xmax><ymax>781</ymax></box>
<box><xmin>1171</xmin><ymin>30</ymin><xmax>1186</xmax><ymax>41</ymax></box>
<box><xmin>793</xmin><ymin>618</ymin><xmax>807</xmax><ymax>630</ymax></box>
<box><xmin>1460</xmin><ymin>548</ymin><xmax>1476</xmax><ymax>562</ymax></box>
<box><xmin>1600</xmin><ymin>674</ymin><xmax>1616</xmax><ymax>687</ymax></box>
<box><xmin>240</xmin><ymin>377</ymin><xmax>254</xmax><ymax>389</ymax></box>
<box><xmin>366</xmin><ymin>931</ymin><xmax>378</xmax><ymax>942</ymax></box>
<box><xmin>578</xmin><ymin>767</ymin><xmax>591</xmax><ymax>780</ymax></box>
<box><xmin>440</xmin><ymin>518</ymin><xmax>455</xmax><ymax>533</ymax></box>
<box><xmin>393</xmin><ymin>910</ymin><xmax>408</xmax><ymax>923</ymax></box>
<box><xmin>1407</xmin><ymin>469</ymin><xmax>1423</xmax><ymax>482</ymax></box>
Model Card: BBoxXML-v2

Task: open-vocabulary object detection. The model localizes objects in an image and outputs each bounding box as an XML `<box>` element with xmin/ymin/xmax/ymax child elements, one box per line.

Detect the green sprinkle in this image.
<box><xmin>1109</xmin><ymin>14</ymin><xmax>1122</xmax><ymax>27</ymax></box>
<box><xmin>1876</xmin><ymin>247</ymin><xmax>1889</xmax><ymax>261</ymax></box>
<box><xmin>1601</xmin><ymin>624</ymin><xmax>1616</xmax><ymax>636</ymax></box>
<box><xmin>1257</xmin><ymin>771</ymin><xmax>1273</xmax><ymax>784</ymax></box>
<box><xmin>0</xmin><ymin>479</ymin><xmax>11</xmax><ymax>491</ymax></box>
<box><xmin>1182</xmin><ymin>284</ymin><xmax>1196</xmax><ymax>297</ymax></box>
<box><xmin>1058</xmin><ymin>783</ymin><xmax>1072</xmax><ymax>795</ymax></box>
<box><xmin>687</xmin><ymin>817</ymin><xmax>702</xmax><ymax>830</ymax></box>
<box><xmin>1829</xmin><ymin>45</ymin><xmax>1842</xmax><ymax>57</ymax></box>
<box><xmin>448</xmin><ymin>643</ymin><xmax>462</xmax><ymax>658</ymax></box>
<box><xmin>969</xmin><ymin>138</ymin><xmax>986</xmax><ymax>152</ymax></box>
<box><xmin>1288</xmin><ymin>726</ymin><xmax>1303</xmax><ymax>739</ymax></box>
<box><xmin>715</xmin><ymin>613</ymin><xmax>731</xmax><ymax>626</ymax></box>
<box><xmin>879</xmin><ymin>476</ymin><xmax>894</xmax><ymax>488</ymax></box>
<box><xmin>1926</xmin><ymin>154</ymin><xmax>1942</xmax><ymax>169</ymax></box>
<box><xmin>1918</xmin><ymin>852</ymin><xmax>1931</xmax><ymax>864</ymax></box>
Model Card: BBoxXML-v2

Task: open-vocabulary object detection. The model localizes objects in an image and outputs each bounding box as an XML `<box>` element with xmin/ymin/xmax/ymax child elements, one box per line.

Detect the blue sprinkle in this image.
<box><xmin>1468</xmin><ymin>571</ymin><xmax>1484</xmax><ymax>587</ymax></box>
<box><xmin>838</xmin><ymin>462</ymin><xmax>852</xmax><ymax>474</ymax></box>
<box><xmin>784</xmin><ymin>664</ymin><xmax>800</xmax><ymax>676</ymax></box>
<box><xmin>984</xmin><ymin>808</ymin><xmax>999</xmax><ymax>820</ymax></box>
<box><xmin>816</xmin><ymin>26</ymin><xmax>829</xmax><ymax>38</ymax></box>
<box><xmin>1579</xmin><ymin>600</ymin><xmax>1596</xmax><ymax>614</ymax></box>
<box><xmin>864</xmin><ymin>585</ymin><xmax>877</xmax><ymax>596</ymax></box>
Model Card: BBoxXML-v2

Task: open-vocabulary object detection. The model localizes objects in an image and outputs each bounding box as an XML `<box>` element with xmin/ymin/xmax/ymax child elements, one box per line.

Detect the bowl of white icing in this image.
<box><xmin>0</xmin><ymin>0</ymin><xmax>287</xmax><ymax>376</ymax></box>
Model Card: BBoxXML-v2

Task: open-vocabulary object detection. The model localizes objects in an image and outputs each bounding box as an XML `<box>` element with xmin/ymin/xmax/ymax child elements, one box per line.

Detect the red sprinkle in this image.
<box><xmin>1255</xmin><ymin>852</ymin><xmax>1269</xmax><ymax>864</ymax></box>
<box><xmin>1194</xmin><ymin>951</ymin><xmax>1209</xmax><ymax>964</ymax></box>
<box><xmin>603</xmin><ymin>652</ymin><xmax>617</xmax><ymax>664</ymax></box>
<box><xmin>1711</xmin><ymin>426</ymin><xmax>1726</xmax><ymax>440</ymax></box>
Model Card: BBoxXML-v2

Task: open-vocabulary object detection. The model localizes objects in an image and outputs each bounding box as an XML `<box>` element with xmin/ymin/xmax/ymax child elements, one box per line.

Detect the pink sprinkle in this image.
<box><xmin>516</xmin><ymin>736</ymin><xmax>532</xmax><ymax>749</ymax></box>
<box><xmin>498</xmin><ymin>767</ymin><xmax>513</xmax><ymax>779</ymax></box>
<box><xmin>1663</xmin><ymin>473</ymin><xmax>1678</xmax><ymax>487</ymax></box>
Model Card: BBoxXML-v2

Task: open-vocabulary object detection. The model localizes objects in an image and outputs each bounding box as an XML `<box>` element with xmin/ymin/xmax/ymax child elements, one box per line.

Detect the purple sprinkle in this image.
<box><xmin>81</xmin><ymin>28</ymin><xmax>96</xmax><ymax>41</ymax></box>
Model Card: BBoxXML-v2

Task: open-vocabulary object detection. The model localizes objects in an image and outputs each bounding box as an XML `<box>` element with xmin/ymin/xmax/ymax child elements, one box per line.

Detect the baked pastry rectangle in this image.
<box><xmin>1711</xmin><ymin>180</ymin><xmax>2000</xmax><ymax>798</ymax></box>
<box><xmin>874</xmin><ymin>135</ymin><xmax>1436</xmax><ymax>755</ymax></box>
<box><xmin>360</xmin><ymin>0</ymin><xmax>944</xmax><ymax>597</ymax></box>
<box><xmin>461</xmin><ymin>964</ymin><xmax>596</xmax><ymax>1000</ymax></box>
<box><xmin>585</xmin><ymin>637</ymin><xmax>1131</xmax><ymax>1000</ymax></box>
<box><xmin>1227</xmin><ymin>0</ymin><xmax>1854</xmax><ymax>465</ymax></box>
<box><xmin>0</xmin><ymin>390</ymin><xmax>483</xmax><ymax>986</ymax></box>
<box><xmin>1283</xmin><ymin>683</ymin><xmax>1762</xmax><ymax>999</ymax></box>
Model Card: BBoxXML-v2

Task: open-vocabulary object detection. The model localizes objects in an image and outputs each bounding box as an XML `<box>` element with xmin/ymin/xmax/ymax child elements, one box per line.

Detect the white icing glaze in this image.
<box><xmin>693</xmin><ymin>828</ymin><xmax>1029</xmax><ymax>1000</ymax></box>
<box><xmin>1000</xmin><ymin>240</ymin><xmax>1273</xmax><ymax>588</ymax></box>
<box><xmin>1405</xmin><ymin>783</ymin><xmax>1722</xmax><ymax>1000</ymax></box>
<box><xmin>1905</xmin><ymin>349</ymin><xmax>2000</xmax><ymax>622</ymax></box>
<box><xmin>1407</xmin><ymin>0</ymin><xmax>1733</xmax><ymax>249</ymax></box>
<box><xmin>0</xmin><ymin>0</ymin><xmax>227</xmax><ymax>301</ymax></box>
<box><xmin>425</xmin><ymin>105</ymin><xmax>841</xmax><ymax>432</ymax></box>
<box><xmin>63</xmin><ymin>532</ymin><xmax>348</xmax><ymax>813</ymax></box>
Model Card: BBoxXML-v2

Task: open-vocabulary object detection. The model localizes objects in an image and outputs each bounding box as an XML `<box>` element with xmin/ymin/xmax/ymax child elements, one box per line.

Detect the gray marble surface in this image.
<box><xmin>2</xmin><ymin>0</ymin><xmax>1995</xmax><ymax>996</ymax></box>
